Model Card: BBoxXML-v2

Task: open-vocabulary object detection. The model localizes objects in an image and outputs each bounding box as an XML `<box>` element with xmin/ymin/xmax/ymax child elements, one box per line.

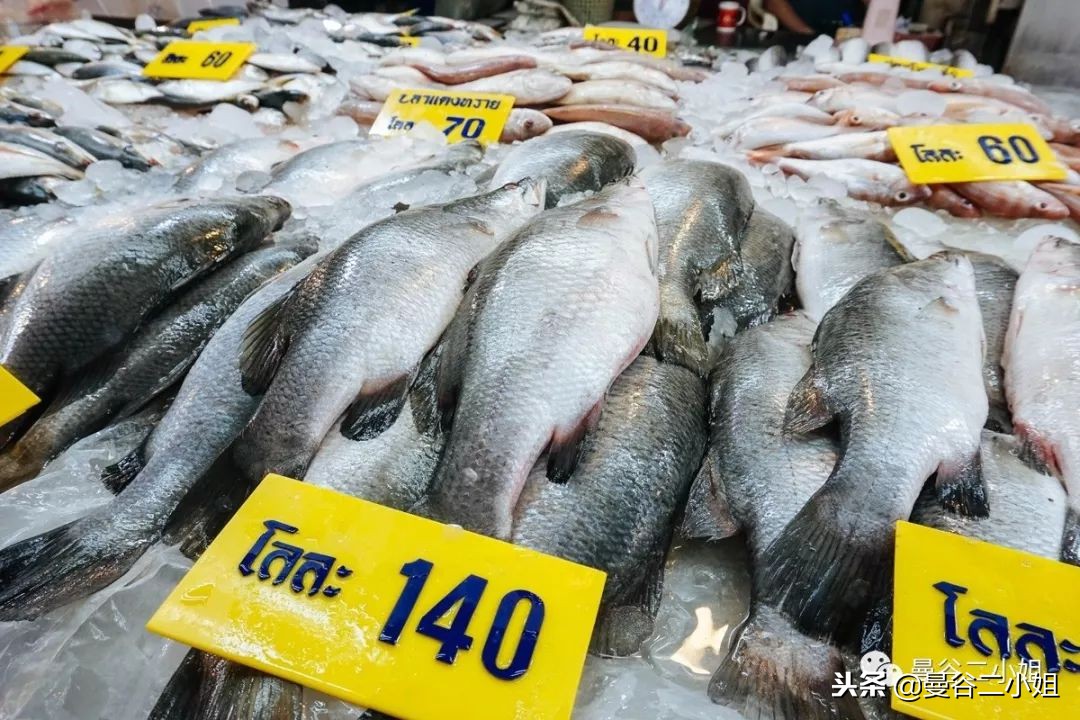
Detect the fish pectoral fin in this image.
<box><xmin>783</xmin><ymin>367</ymin><xmax>833</xmax><ymax>435</ymax></box>
<box><xmin>545</xmin><ymin>400</ymin><xmax>604</xmax><ymax>483</ymax></box>
<box><xmin>100</xmin><ymin>438</ymin><xmax>148</xmax><ymax>494</ymax></box>
<box><xmin>935</xmin><ymin>451</ymin><xmax>990</xmax><ymax>518</ymax></box>
<box><xmin>680</xmin><ymin>449</ymin><xmax>742</xmax><ymax>541</ymax></box>
<box><xmin>238</xmin><ymin>289</ymin><xmax>295</xmax><ymax>396</ymax></box>
<box><xmin>340</xmin><ymin>374</ymin><xmax>413</xmax><ymax>441</ymax></box>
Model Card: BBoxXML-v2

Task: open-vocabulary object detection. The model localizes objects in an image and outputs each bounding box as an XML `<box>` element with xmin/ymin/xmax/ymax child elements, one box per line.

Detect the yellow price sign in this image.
<box><xmin>0</xmin><ymin>45</ymin><xmax>29</xmax><ymax>75</ymax></box>
<box><xmin>868</xmin><ymin>53</ymin><xmax>974</xmax><ymax>78</ymax></box>
<box><xmin>187</xmin><ymin>17</ymin><xmax>241</xmax><ymax>34</ymax></box>
<box><xmin>142</xmin><ymin>40</ymin><xmax>255</xmax><ymax>81</ymax></box>
<box><xmin>891</xmin><ymin>522</ymin><xmax>1080</xmax><ymax>719</ymax></box>
<box><xmin>399</xmin><ymin>35</ymin><xmax>421</xmax><ymax>46</ymax></box>
<box><xmin>147</xmin><ymin>474</ymin><xmax>605</xmax><ymax>720</ymax></box>
<box><xmin>583</xmin><ymin>25</ymin><xmax>667</xmax><ymax>57</ymax></box>
<box><xmin>0</xmin><ymin>366</ymin><xmax>39</xmax><ymax>426</ymax></box>
<box><xmin>371</xmin><ymin>87</ymin><xmax>514</xmax><ymax>146</ymax></box>
<box><xmin>889</xmin><ymin>123</ymin><xmax>1067</xmax><ymax>184</ymax></box>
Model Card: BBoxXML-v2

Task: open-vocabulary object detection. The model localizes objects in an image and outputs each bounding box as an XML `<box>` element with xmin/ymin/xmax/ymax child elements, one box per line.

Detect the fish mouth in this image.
<box><xmin>513</xmin><ymin>176</ymin><xmax>547</xmax><ymax>208</ymax></box>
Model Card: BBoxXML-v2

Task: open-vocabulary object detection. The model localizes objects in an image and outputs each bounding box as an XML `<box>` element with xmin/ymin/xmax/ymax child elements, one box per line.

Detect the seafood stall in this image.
<box><xmin>0</xmin><ymin>3</ymin><xmax>1078</xmax><ymax>720</ymax></box>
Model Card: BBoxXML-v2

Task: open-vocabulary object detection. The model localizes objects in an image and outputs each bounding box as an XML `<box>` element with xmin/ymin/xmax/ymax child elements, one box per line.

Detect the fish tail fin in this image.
<box><xmin>100</xmin><ymin>439</ymin><xmax>148</xmax><ymax>494</ymax></box>
<box><xmin>163</xmin><ymin>454</ymin><xmax>250</xmax><ymax>561</ymax></box>
<box><xmin>1013</xmin><ymin>422</ymin><xmax>1059</xmax><ymax>476</ymax></box>
<box><xmin>680</xmin><ymin>447</ymin><xmax>741</xmax><ymax>541</ymax></box>
<box><xmin>746</xmin><ymin>148</ymin><xmax>781</xmax><ymax>165</ymax></box>
<box><xmin>710</xmin><ymin>606</ymin><xmax>866</xmax><ymax>720</ymax></box>
<box><xmin>756</xmin><ymin>484</ymin><xmax>890</xmax><ymax>643</ymax></box>
<box><xmin>935</xmin><ymin>449</ymin><xmax>989</xmax><ymax>518</ymax></box>
<box><xmin>591</xmin><ymin>537</ymin><xmax>668</xmax><ymax>657</ymax></box>
<box><xmin>149</xmin><ymin>650</ymin><xmax>303</xmax><ymax>720</ymax></box>
<box><xmin>0</xmin><ymin>515</ymin><xmax>152</xmax><ymax>621</ymax></box>
<box><xmin>652</xmin><ymin>312</ymin><xmax>710</xmax><ymax>376</ymax></box>
<box><xmin>1061</xmin><ymin>506</ymin><xmax>1080</xmax><ymax>566</ymax></box>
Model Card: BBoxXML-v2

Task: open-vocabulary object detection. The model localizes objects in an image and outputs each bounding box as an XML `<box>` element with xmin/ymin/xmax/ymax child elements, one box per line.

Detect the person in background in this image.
<box><xmin>766</xmin><ymin>0</ymin><xmax>866</xmax><ymax>34</ymax></box>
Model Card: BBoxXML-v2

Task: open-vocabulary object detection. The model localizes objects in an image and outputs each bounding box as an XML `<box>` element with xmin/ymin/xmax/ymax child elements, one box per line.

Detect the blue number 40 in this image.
<box><xmin>379</xmin><ymin>559</ymin><xmax>545</xmax><ymax>680</ymax></box>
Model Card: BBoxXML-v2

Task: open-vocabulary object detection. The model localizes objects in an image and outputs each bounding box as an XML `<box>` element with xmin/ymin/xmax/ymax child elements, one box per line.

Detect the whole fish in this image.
<box><xmin>699</xmin><ymin>206</ymin><xmax>795</xmax><ymax>336</ymax></box>
<box><xmin>73</xmin><ymin>60</ymin><xmax>144</xmax><ymax>79</ymax></box>
<box><xmin>0</xmin><ymin>99</ymin><xmax>58</xmax><ymax>127</ymax></box>
<box><xmin>155</xmin><ymin>79</ymin><xmax>265</xmax><ymax>107</ymax></box>
<box><xmin>963</xmin><ymin>252</ymin><xmax>1017</xmax><ymax>430</ymax></box>
<box><xmin>935</xmin><ymin>78</ymin><xmax>1052</xmax><ymax>116</ymax></box>
<box><xmin>1003</xmin><ymin>237</ymin><xmax>1080</xmax><ymax>563</ymax></box>
<box><xmin>52</xmin><ymin>126</ymin><xmax>155</xmax><ymax>170</ymax></box>
<box><xmin>558</xmin><ymin>61</ymin><xmax>678</xmax><ymax>96</ymax></box>
<box><xmin>927</xmin><ymin>185</ymin><xmax>980</xmax><ymax>218</ymax></box>
<box><xmin>0</xmin><ymin>214</ymin><xmax>79</xmax><ymax>288</ymax></box>
<box><xmin>748</xmin><ymin>130</ymin><xmax>896</xmax><ymax>162</ymax></box>
<box><xmin>913</xmin><ymin>431</ymin><xmax>1066</xmax><ymax>560</ymax></box>
<box><xmin>951</xmin><ymin>180</ymin><xmax>1069</xmax><ymax>219</ymax></box>
<box><xmin>230</xmin><ymin>181</ymin><xmax>544</xmax><ymax>487</ymax></box>
<box><xmin>681</xmin><ymin>313</ymin><xmax>859</xmax><ymax>720</ymax></box>
<box><xmin>543</xmin><ymin>105</ymin><xmax>690</xmax><ymax>143</ymax></box>
<box><xmin>304</xmin><ymin>345</ymin><xmax>445</xmax><ymax>511</ymax></box>
<box><xmin>425</xmin><ymin>181</ymin><xmax>659</xmax><ymax>539</ymax></box>
<box><xmin>0</xmin><ymin>252</ymin><xmax>318</xmax><ymax>621</ymax></box>
<box><xmin>175</xmin><ymin>136</ymin><xmax>303</xmax><ymax>193</ymax></box>
<box><xmin>456</xmin><ymin>69</ymin><xmax>572</xmax><ymax>106</ymax></box>
<box><xmin>22</xmin><ymin>47</ymin><xmax>94</xmax><ymax>66</ymax></box>
<box><xmin>792</xmin><ymin>202</ymin><xmax>911</xmax><ymax>321</ymax></box>
<box><xmin>489</xmin><ymin>130</ymin><xmax>634</xmax><ymax>208</ymax></box>
<box><xmin>773</xmin><ymin>158</ymin><xmax>931</xmax><ymax>206</ymax></box>
<box><xmin>554</xmin><ymin>79</ymin><xmax>676</xmax><ymax>111</ymax></box>
<box><xmin>641</xmin><ymin>159</ymin><xmax>754</xmax><ymax>373</ymax></box>
<box><xmin>715</xmin><ymin>103</ymin><xmax>835</xmax><ymax>137</ymax></box>
<box><xmin>499</xmin><ymin>108</ymin><xmax>553</xmax><ymax>143</ymax></box>
<box><xmin>0</xmin><ymin>243</ymin><xmax>314</xmax><ymax>490</ymax></box>
<box><xmin>344</xmin><ymin>142</ymin><xmax>483</xmax><ymax>201</ymax></box>
<box><xmin>512</xmin><ymin>356</ymin><xmax>706</xmax><ymax>657</ymax></box>
<box><xmin>728</xmin><ymin>117</ymin><xmax>855</xmax><ymax>150</ymax></box>
<box><xmin>0</xmin><ymin>141</ymin><xmax>83</xmax><ymax>181</ymax></box>
<box><xmin>1035</xmin><ymin>182</ymin><xmax>1080</xmax><ymax>222</ymax></box>
<box><xmin>0</xmin><ymin>126</ymin><xmax>97</xmax><ymax>170</ymax></box>
<box><xmin>409</xmin><ymin>56</ymin><xmax>538</xmax><ymax>84</ymax></box>
<box><xmin>0</xmin><ymin>196</ymin><xmax>290</xmax><ymax>407</ymax></box>
<box><xmin>810</xmin><ymin>87</ymin><xmax>898</xmax><ymax>114</ymax></box>
<box><xmin>781</xmin><ymin>74</ymin><xmax>846</xmax><ymax>92</ymax></box>
<box><xmin>758</xmin><ymin>254</ymin><xmax>988</xmax><ymax>640</ymax></box>
<box><xmin>833</xmin><ymin>107</ymin><xmax>903</xmax><ymax>130</ymax></box>
<box><xmin>90</xmin><ymin>78</ymin><xmax>165</xmax><ymax>105</ymax></box>
<box><xmin>247</xmin><ymin>52</ymin><xmax>322</xmax><ymax>74</ymax></box>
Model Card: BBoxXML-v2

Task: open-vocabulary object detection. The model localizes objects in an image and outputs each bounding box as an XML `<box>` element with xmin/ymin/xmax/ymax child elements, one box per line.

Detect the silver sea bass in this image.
<box><xmin>682</xmin><ymin>312</ymin><xmax>861</xmax><ymax>720</ymax></box>
<box><xmin>427</xmin><ymin>179</ymin><xmax>660</xmax><ymax>539</ymax></box>
<box><xmin>758</xmin><ymin>254</ymin><xmax>988</xmax><ymax>641</ymax></box>
<box><xmin>512</xmin><ymin>356</ymin><xmax>706</xmax><ymax>657</ymax></box>
<box><xmin>231</xmin><ymin>181</ymin><xmax>544</xmax><ymax>487</ymax></box>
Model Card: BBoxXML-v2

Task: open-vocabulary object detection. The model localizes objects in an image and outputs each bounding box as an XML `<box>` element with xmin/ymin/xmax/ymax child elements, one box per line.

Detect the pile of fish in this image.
<box><xmin>3</xmin><ymin>10</ymin><xmax>1080</xmax><ymax>720</ymax></box>
<box><xmin>705</xmin><ymin>37</ymin><xmax>1080</xmax><ymax>220</ymax></box>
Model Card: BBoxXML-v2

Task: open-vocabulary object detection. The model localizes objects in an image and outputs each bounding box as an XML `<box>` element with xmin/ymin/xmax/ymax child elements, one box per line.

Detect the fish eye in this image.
<box><xmin>897</xmin><ymin>191</ymin><xmax>910</xmax><ymax>201</ymax></box>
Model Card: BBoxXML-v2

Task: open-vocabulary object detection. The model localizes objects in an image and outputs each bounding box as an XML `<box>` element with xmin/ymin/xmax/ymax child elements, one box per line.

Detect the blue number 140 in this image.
<box><xmin>378</xmin><ymin>558</ymin><xmax>545</xmax><ymax>680</ymax></box>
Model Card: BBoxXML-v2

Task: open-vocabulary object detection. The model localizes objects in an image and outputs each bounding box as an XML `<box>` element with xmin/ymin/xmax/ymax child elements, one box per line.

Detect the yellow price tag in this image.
<box><xmin>0</xmin><ymin>45</ymin><xmax>29</xmax><ymax>75</ymax></box>
<box><xmin>889</xmin><ymin>123</ymin><xmax>1067</xmax><ymax>184</ymax></box>
<box><xmin>147</xmin><ymin>474</ymin><xmax>605</xmax><ymax>720</ymax></box>
<box><xmin>371</xmin><ymin>87</ymin><xmax>514</xmax><ymax>146</ymax></box>
<box><xmin>583</xmin><ymin>25</ymin><xmax>667</xmax><ymax>57</ymax></box>
<box><xmin>187</xmin><ymin>17</ymin><xmax>241</xmax><ymax>34</ymax></box>
<box><xmin>142</xmin><ymin>40</ymin><xmax>255</xmax><ymax>81</ymax></box>
<box><xmin>399</xmin><ymin>36</ymin><xmax>421</xmax><ymax>46</ymax></box>
<box><xmin>0</xmin><ymin>366</ymin><xmax>39</xmax><ymax>426</ymax></box>
<box><xmin>868</xmin><ymin>53</ymin><xmax>974</xmax><ymax>78</ymax></box>
<box><xmin>892</xmin><ymin>522</ymin><xmax>1080</xmax><ymax>719</ymax></box>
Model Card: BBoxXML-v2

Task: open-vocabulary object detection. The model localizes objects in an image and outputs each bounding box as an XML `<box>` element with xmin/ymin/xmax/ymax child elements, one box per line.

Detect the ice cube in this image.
<box><xmin>802</xmin><ymin>34</ymin><xmax>835</xmax><ymax>61</ymax></box>
<box><xmin>893</xmin><ymin>206</ymin><xmax>947</xmax><ymax>236</ymax></box>
<box><xmin>85</xmin><ymin>160</ymin><xmax>126</xmax><ymax>192</ymax></box>
<box><xmin>896</xmin><ymin>90</ymin><xmax>946</xmax><ymax>118</ymax></box>
<box><xmin>317</xmin><ymin>115</ymin><xmax>359</xmax><ymax>140</ymax></box>
<box><xmin>134</xmin><ymin>14</ymin><xmax>156</xmax><ymax>32</ymax></box>
<box><xmin>236</xmin><ymin>170</ymin><xmax>272</xmax><ymax>193</ymax></box>
<box><xmin>206</xmin><ymin>103</ymin><xmax>261</xmax><ymax>140</ymax></box>
<box><xmin>52</xmin><ymin>179</ymin><xmax>98</xmax><ymax>206</ymax></box>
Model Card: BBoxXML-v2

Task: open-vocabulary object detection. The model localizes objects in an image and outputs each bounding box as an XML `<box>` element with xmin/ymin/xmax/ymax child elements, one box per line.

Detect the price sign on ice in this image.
<box><xmin>370</xmin><ymin>88</ymin><xmax>514</xmax><ymax>145</ymax></box>
<box><xmin>142</xmin><ymin>40</ymin><xmax>255</xmax><ymax>81</ymax></box>
<box><xmin>0</xmin><ymin>46</ymin><xmax>29</xmax><ymax>75</ymax></box>
<box><xmin>147</xmin><ymin>474</ymin><xmax>605</xmax><ymax>720</ymax></box>
<box><xmin>889</xmin><ymin>123</ymin><xmax>1067</xmax><ymax>184</ymax></box>
<box><xmin>583</xmin><ymin>25</ymin><xmax>667</xmax><ymax>57</ymax></box>
<box><xmin>187</xmin><ymin>17</ymin><xmax>241</xmax><ymax>34</ymax></box>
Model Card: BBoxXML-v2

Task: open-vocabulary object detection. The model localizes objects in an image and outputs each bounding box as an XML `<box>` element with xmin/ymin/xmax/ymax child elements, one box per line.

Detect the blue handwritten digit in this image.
<box><xmin>416</xmin><ymin>574</ymin><xmax>488</xmax><ymax>664</ymax></box>
<box><xmin>461</xmin><ymin>118</ymin><xmax>484</xmax><ymax>139</ymax></box>
<box><xmin>978</xmin><ymin>135</ymin><xmax>1011</xmax><ymax>164</ymax></box>
<box><xmin>379</xmin><ymin>559</ymin><xmax>433</xmax><ymax>645</ymax></box>
<box><xmin>482</xmin><ymin>590</ymin><xmax>545</xmax><ymax>680</ymax></box>
<box><xmin>1009</xmin><ymin>135</ymin><xmax>1039</xmax><ymax>163</ymax></box>
<box><xmin>444</xmin><ymin>115</ymin><xmax>465</xmax><ymax>137</ymax></box>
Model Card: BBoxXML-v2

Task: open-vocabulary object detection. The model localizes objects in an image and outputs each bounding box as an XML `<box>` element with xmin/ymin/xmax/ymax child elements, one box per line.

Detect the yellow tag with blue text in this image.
<box><xmin>0</xmin><ymin>366</ymin><xmax>39</xmax><ymax>426</ymax></box>
<box><xmin>868</xmin><ymin>53</ymin><xmax>974</xmax><ymax>78</ymax></box>
<box><xmin>142</xmin><ymin>40</ymin><xmax>255</xmax><ymax>81</ymax></box>
<box><xmin>890</xmin><ymin>521</ymin><xmax>1080</xmax><ymax>719</ymax></box>
<box><xmin>583</xmin><ymin>25</ymin><xmax>667</xmax><ymax>57</ymax></box>
<box><xmin>0</xmin><ymin>46</ymin><xmax>29</xmax><ymax>75</ymax></box>
<box><xmin>371</xmin><ymin>87</ymin><xmax>514</xmax><ymax>146</ymax></box>
<box><xmin>889</xmin><ymin>123</ymin><xmax>1067</xmax><ymax>184</ymax></box>
<box><xmin>147</xmin><ymin>474</ymin><xmax>605</xmax><ymax>720</ymax></box>
<box><xmin>187</xmin><ymin>17</ymin><xmax>241</xmax><ymax>34</ymax></box>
